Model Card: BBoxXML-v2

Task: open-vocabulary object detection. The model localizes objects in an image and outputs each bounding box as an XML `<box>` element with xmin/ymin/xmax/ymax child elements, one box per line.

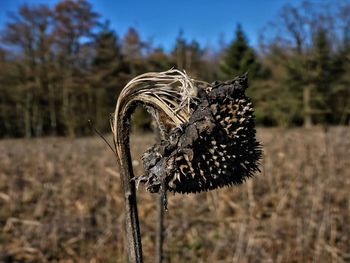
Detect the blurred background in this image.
<box><xmin>0</xmin><ymin>0</ymin><xmax>349</xmax><ymax>262</ymax></box>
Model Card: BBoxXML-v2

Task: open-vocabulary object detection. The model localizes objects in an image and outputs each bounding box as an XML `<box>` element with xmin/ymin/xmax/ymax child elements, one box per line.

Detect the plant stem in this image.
<box><xmin>155</xmin><ymin>193</ymin><xmax>164</xmax><ymax>263</ymax></box>
<box><xmin>115</xmin><ymin>115</ymin><xmax>143</xmax><ymax>263</ymax></box>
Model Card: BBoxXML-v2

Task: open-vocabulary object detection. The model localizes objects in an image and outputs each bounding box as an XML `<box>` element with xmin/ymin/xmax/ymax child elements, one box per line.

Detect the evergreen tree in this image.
<box><xmin>308</xmin><ymin>28</ymin><xmax>333</xmax><ymax>123</ymax></box>
<box><xmin>219</xmin><ymin>24</ymin><xmax>265</xmax><ymax>80</ymax></box>
<box><xmin>332</xmin><ymin>27</ymin><xmax>350</xmax><ymax>124</ymax></box>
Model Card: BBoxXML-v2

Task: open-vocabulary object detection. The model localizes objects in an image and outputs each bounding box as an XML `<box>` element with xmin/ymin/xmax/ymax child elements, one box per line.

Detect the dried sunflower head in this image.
<box><xmin>140</xmin><ymin>73</ymin><xmax>262</xmax><ymax>195</ymax></box>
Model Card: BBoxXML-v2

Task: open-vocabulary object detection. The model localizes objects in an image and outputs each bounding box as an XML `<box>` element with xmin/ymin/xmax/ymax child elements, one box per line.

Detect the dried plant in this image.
<box><xmin>111</xmin><ymin>69</ymin><xmax>261</xmax><ymax>262</ymax></box>
<box><xmin>2</xmin><ymin>128</ymin><xmax>350</xmax><ymax>262</ymax></box>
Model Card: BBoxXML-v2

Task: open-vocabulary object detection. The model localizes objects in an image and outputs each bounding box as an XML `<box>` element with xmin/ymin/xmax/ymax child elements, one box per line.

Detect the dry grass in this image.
<box><xmin>0</xmin><ymin>127</ymin><xmax>349</xmax><ymax>262</ymax></box>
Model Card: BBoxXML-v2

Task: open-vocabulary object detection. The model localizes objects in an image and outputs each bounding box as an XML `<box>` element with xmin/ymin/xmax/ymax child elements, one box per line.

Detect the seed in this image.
<box><xmin>175</xmin><ymin>172</ymin><xmax>181</xmax><ymax>182</ymax></box>
<box><xmin>175</xmin><ymin>155</ymin><xmax>184</xmax><ymax>161</ymax></box>
<box><xmin>179</xmin><ymin>164</ymin><xmax>188</xmax><ymax>175</ymax></box>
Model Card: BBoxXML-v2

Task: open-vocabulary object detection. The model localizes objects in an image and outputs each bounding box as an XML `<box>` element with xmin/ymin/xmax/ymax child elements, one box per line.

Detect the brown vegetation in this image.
<box><xmin>0</xmin><ymin>127</ymin><xmax>349</xmax><ymax>262</ymax></box>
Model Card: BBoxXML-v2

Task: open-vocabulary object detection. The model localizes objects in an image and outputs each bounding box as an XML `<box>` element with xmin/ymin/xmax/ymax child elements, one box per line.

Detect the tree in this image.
<box><xmin>90</xmin><ymin>22</ymin><xmax>126</xmax><ymax>131</ymax></box>
<box><xmin>122</xmin><ymin>27</ymin><xmax>146</xmax><ymax>76</ymax></box>
<box><xmin>333</xmin><ymin>1</ymin><xmax>350</xmax><ymax>124</ymax></box>
<box><xmin>219</xmin><ymin>24</ymin><xmax>265</xmax><ymax>80</ymax></box>
<box><xmin>219</xmin><ymin>24</ymin><xmax>271</xmax><ymax>126</ymax></box>
<box><xmin>308</xmin><ymin>28</ymin><xmax>334</xmax><ymax>123</ymax></box>
<box><xmin>261</xmin><ymin>0</ymin><xmax>347</xmax><ymax>126</ymax></box>
<box><xmin>0</xmin><ymin>48</ymin><xmax>22</xmax><ymax>137</ymax></box>
<box><xmin>53</xmin><ymin>0</ymin><xmax>99</xmax><ymax>136</ymax></box>
<box><xmin>1</xmin><ymin>4</ymin><xmax>53</xmax><ymax>137</ymax></box>
<box><xmin>170</xmin><ymin>31</ymin><xmax>205</xmax><ymax>78</ymax></box>
<box><xmin>171</xmin><ymin>30</ymin><xmax>186</xmax><ymax>70</ymax></box>
<box><xmin>146</xmin><ymin>47</ymin><xmax>172</xmax><ymax>72</ymax></box>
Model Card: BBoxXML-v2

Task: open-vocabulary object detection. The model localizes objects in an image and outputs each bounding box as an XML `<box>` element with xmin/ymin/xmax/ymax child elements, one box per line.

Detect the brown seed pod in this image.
<box><xmin>141</xmin><ymin>74</ymin><xmax>262</xmax><ymax>195</ymax></box>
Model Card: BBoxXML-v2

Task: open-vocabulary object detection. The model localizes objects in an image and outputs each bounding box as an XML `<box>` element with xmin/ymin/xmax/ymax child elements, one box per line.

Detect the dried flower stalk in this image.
<box><xmin>111</xmin><ymin>69</ymin><xmax>262</xmax><ymax>263</ymax></box>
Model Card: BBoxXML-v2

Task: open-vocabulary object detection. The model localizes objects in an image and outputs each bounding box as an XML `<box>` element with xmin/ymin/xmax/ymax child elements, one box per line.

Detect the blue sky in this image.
<box><xmin>0</xmin><ymin>0</ymin><xmax>305</xmax><ymax>51</ymax></box>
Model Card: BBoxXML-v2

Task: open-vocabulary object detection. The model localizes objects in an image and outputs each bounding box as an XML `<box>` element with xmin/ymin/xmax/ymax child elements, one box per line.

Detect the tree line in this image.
<box><xmin>0</xmin><ymin>0</ymin><xmax>349</xmax><ymax>138</ymax></box>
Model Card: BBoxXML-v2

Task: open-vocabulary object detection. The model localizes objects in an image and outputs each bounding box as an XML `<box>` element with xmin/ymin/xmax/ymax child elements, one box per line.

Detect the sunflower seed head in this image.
<box><xmin>141</xmin><ymin>74</ymin><xmax>262</xmax><ymax>195</ymax></box>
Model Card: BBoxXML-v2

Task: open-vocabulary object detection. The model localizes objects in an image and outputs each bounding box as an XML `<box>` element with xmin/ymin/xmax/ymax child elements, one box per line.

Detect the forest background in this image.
<box><xmin>1</xmin><ymin>0</ymin><xmax>350</xmax><ymax>138</ymax></box>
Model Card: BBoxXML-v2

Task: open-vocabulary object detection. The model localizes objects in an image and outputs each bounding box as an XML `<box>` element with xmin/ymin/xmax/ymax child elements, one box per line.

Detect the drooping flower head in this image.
<box><xmin>113</xmin><ymin>69</ymin><xmax>261</xmax><ymax>200</ymax></box>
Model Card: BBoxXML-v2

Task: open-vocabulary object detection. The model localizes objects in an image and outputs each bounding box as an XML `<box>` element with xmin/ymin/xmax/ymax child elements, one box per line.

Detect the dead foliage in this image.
<box><xmin>0</xmin><ymin>127</ymin><xmax>349</xmax><ymax>262</ymax></box>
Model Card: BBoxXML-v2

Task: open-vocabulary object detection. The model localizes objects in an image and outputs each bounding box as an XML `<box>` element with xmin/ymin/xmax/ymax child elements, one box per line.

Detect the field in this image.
<box><xmin>0</xmin><ymin>128</ymin><xmax>350</xmax><ymax>263</ymax></box>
